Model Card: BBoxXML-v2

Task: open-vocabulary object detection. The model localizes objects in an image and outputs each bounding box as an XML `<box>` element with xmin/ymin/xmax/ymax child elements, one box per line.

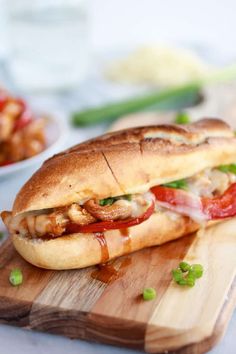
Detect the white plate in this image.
<box><xmin>0</xmin><ymin>113</ymin><xmax>68</xmax><ymax>179</ymax></box>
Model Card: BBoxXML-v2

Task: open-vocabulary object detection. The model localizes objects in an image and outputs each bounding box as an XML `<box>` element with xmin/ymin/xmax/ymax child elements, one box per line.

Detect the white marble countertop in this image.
<box><xmin>0</xmin><ymin>314</ymin><xmax>235</xmax><ymax>354</ymax></box>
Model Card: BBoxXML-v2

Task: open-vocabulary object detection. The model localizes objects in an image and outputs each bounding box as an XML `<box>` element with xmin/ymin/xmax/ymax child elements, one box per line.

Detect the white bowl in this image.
<box><xmin>0</xmin><ymin>113</ymin><xmax>68</xmax><ymax>179</ymax></box>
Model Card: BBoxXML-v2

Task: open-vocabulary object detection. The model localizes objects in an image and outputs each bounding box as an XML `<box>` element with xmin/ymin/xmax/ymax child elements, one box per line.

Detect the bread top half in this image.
<box><xmin>12</xmin><ymin>118</ymin><xmax>236</xmax><ymax>215</ymax></box>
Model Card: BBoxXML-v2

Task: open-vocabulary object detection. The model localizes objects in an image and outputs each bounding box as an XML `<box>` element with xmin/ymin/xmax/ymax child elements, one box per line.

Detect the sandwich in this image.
<box><xmin>1</xmin><ymin>118</ymin><xmax>236</xmax><ymax>270</ymax></box>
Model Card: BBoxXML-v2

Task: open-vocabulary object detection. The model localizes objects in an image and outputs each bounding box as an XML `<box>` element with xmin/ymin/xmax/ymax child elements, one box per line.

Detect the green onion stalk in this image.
<box><xmin>72</xmin><ymin>64</ymin><xmax>236</xmax><ymax>126</ymax></box>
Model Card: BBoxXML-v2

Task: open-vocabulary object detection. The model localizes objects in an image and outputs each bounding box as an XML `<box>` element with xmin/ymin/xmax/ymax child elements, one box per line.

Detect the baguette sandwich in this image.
<box><xmin>2</xmin><ymin>118</ymin><xmax>236</xmax><ymax>270</ymax></box>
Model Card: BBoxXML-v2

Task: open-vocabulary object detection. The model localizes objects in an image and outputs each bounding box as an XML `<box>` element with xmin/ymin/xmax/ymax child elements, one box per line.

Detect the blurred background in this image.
<box><xmin>0</xmin><ymin>1</ymin><xmax>236</xmax><ymax>353</ymax></box>
<box><xmin>0</xmin><ymin>0</ymin><xmax>236</xmax><ymax>99</ymax></box>
<box><xmin>0</xmin><ymin>0</ymin><xmax>235</xmax><ymax>161</ymax></box>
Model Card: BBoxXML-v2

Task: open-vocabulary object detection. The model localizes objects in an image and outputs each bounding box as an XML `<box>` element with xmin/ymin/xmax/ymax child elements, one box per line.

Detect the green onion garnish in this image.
<box><xmin>178</xmin><ymin>279</ymin><xmax>188</xmax><ymax>286</ymax></box>
<box><xmin>179</xmin><ymin>261</ymin><xmax>191</xmax><ymax>272</ymax></box>
<box><xmin>186</xmin><ymin>277</ymin><xmax>195</xmax><ymax>287</ymax></box>
<box><xmin>143</xmin><ymin>287</ymin><xmax>157</xmax><ymax>301</ymax></box>
<box><xmin>218</xmin><ymin>164</ymin><xmax>236</xmax><ymax>174</ymax></box>
<box><xmin>191</xmin><ymin>264</ymin><xmax>204</xmax><ymax>279</ymax></box>
<box><xmin>162</xmin><ymin>179</ymin><xmax>188</xmax><ymax>190</ymax></box>
<box><xmin>172</xmin><ymin>269</ymin><xmax>183</xmax><ymax>282</ymax></box>
<box><xmin>99</xmin><ymin>197</ymin><xmax>115</xmax><ymax>206</ymax></box>
<box><xmin>124</xmin><ymin>194</ymin><xmax>132</xmax><ymax>201</ymax></box>
<box><xmin>99</xmin><ymin>194</ymin><xmax>132</xmax><ymax>206</ymax></box>
<box><xmin>174</xmin><ymin>112</ymin><xmax>191</xmax><ymax>125</ymax></box>
<box><xmin>9</xmin><ymin>268</ymin><xmax>23</xmax><ymax>286</ymax></box>
<box><xmin>172</xmin><ymin>262</ymin><xmax>204</xmax><ymax>287</ymax></box>
<box><xmin>0</xmin><ymin>232</ymin><xmax>4</xmax><ymax>240</ymax></box>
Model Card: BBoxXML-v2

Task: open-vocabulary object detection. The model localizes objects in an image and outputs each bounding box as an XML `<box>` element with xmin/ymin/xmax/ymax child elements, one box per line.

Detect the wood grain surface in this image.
<box><xmin>0</xmin><ymin>218</ymin><xmax>235</xmax><ymax>354</ymax></box>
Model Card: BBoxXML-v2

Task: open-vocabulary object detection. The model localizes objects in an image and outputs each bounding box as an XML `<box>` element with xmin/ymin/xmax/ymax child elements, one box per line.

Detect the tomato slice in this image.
<box><xmin>66</xmin><ymin>200</ymin><xmax>155</xmax><ymax>234</ymax></box>
<box><xmin>151</xmin><ymin>185</ymin><xmax>201</xmax><ymax>209</ymax></box>
<box><xmin>202</xmin><ymin>183</ymin><xmax>236</xmax><ymax>219</ymax></box>
<box><xmin>151</xmin><ymin>183</ymin><xmax>236</xmax><ymax>221</ymax></box>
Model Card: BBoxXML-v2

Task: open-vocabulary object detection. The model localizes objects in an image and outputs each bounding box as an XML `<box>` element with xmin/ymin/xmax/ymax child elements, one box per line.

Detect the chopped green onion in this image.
<box><xmin>124</xmin><ymin>194</ymin><xmax>132</xmax><ymax>201</ymax></box>
<box><xmin>186</xmin><ymin>277</ymin><xmax>195</xmax><ymax>287</ymax></box>
<box><xmin>172</xmin><ymin>262</ymin><xmax>204</xmax><ymax>287</ymax></box>
<box><xmin>143</xmin><ymin>287</ymin><xmax>157</xmax><ymax>301</ymax></box>
<box><xmin>218</xmin><ymin>164</ymin><xmax>236</xmax><ymax>174</ymax></box>
<box><xmin>186</xmin><ymin>269</ymin><xmax>196</xmax><ymax>279</ymax></box>
<box><xmin>172</xmin><ymin>269</ymin><xmax>183</xmax><ymax>282</ymax></box>
<box><xmin>99</xmin><ymin>197</ymin><xmax>115</xmax><ymax>206</ymax></box>
<box><xmin>99</xmin><ymin>194</ymin><xmax>132</xmax><ymax>206</ymax></box>
<box><xmin>9</xmin><ymin>268</ymin><xmax>23</xmax><ymax>286</ymax></box>
<box><xmin>162</xmin><ymin>179</ymin><xmax>188</xmax><ymax>190</ymax></box>
<box><xmin>174</xmin><ymin>112</ymin><xmax>191</xmax><ymax>125</ymax></box>
<box><xmin>0</xmin><ymin>232</ymin><xmax>4</xmax><ymax>240</ymax></box>
<box><xmin>191</xmin><ymin>264</ymin><xmax>204</xmax><ymax>279</ymax></box>
<box><xmin>178</xmin><ymin>278</ymin><xmax>188</xmax><ymax>286</ymax></box>
<box><xmin>179</xmin><ymin>261</ymin><xmax>191</xmax><ymax>272</ymax></box>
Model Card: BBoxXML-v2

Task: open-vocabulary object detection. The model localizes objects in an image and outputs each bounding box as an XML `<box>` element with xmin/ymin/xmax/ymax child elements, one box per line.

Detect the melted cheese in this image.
<box><xmin>3</xmin><ymin>168</ymin><xmax>235</xmax><ymax>237</ymax></box>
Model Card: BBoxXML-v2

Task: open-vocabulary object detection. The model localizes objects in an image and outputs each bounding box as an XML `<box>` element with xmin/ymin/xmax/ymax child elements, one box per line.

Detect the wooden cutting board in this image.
<box><xmin>0</xmin><ymin>82</ymin><xmax>236</xmax><ymax>353</ymax></box>
<box><xmin>0</xmin><ymin>218</ymin><xmax>235</xmax><ymax>354</ymax></box>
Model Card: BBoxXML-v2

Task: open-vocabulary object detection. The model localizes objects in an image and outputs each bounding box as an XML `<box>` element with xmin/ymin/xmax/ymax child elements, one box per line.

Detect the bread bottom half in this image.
<box><xmin>12</xmin><ymin>212</ymin><xmax>215</xmax><ymax>270</ymax></box>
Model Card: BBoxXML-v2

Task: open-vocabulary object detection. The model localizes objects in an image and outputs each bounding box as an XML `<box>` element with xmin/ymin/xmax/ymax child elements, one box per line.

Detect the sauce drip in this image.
<box><xmin>120</xmin><ymin>256</ymin><xmax>132</xmax><ymax>269</ymax></box>
<box><xmin>91</xmin><ymin>263</ymin><xmax>119</xmax><ymax>283</ymax></box>
<box><xmin>120</xmin><ymin>228</ymin><xmax>132</xmax><ymax>254</ymax></box>
<box><xmin>91</xmin><ymin>256</ymin><xmax>132</xmax><ymax>283</ymax></box>
<box><xmin>94</xmin><ymin>232</ymin><xmax>109</xmax><ymax>263</ymax></box>
<box><xmin>91</xmin><ymin>229</ymin><xmax>132</xmax><ymax>284</ymax></box>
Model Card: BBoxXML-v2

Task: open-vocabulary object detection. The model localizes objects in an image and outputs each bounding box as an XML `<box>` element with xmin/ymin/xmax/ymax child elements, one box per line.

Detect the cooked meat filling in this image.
<box><xmin>2</xmin><ymin>167</ymin><xmax>236</xmax><ymax>238</ymax></box>
<box><xmin>2</xmin><ymin>194</ymin><xmax>150</xmax><ymax>238</ymax></box>
<box><xmin>83</xmin><ymin>199</ymin><xmax>132</xmax><ymax>221</ymax></box>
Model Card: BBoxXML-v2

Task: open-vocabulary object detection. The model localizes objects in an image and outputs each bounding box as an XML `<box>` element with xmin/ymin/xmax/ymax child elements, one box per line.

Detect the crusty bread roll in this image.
<box><xmin>12</xmin><ymin>213</ymin><xmax>200</xmax><ymax>270</ymax></box>
<box><xmin>2</xmin><ymin>118</ymin><xmax>236</xmax><ymax>270</ymax></box>
<box><xmin>13</xmin><ymin>118</ymin><xmax>236</xmax><ymax>215</ymax></box>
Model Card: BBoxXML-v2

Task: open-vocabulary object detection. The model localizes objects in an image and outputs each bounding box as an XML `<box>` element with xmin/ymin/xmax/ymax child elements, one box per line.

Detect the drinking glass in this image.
<box><xmin>5</xmin><ymin>0</ymin><xmax>90</xmax><ymax>91</ymax></box>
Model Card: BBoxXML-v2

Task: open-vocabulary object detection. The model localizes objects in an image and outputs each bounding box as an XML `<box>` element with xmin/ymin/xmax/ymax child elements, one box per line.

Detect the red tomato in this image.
<box><xmin>202</xmin><ymin>183</ymin><xmax>236</xmax><ymax>219</ymax></box>
<box><xmin>151</xmin><ymin>183</ymin><xmax>236</xmax><ymax>220</ymax></box>
<box><xmin>66</xmin><ymin>200</ymin><xmax>155</xmax><ymax>234</ymax></box>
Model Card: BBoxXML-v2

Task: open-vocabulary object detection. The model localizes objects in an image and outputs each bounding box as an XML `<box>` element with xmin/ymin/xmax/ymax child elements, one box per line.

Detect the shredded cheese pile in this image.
<box><xmin>106</xmin><ymin>45</ymin><xmax>211</xmax><ymax>86</ymax></box>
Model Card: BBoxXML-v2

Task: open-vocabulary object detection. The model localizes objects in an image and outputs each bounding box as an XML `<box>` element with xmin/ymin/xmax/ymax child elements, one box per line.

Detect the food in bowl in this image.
<box><xmin>0</xmin><ymin>90</ymin><xmax>46</xmax><ymax>167</ymax></box>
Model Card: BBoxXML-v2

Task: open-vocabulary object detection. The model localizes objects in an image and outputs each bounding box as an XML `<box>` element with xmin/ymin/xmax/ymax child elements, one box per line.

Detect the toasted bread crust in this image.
<box><xmin>13</xmin><ymin>119</ymin><xmax>236</xmax><ymax>215</ymax></box>
<box><xmin>12</xmin><ymin>212</ymin><xmax>202</xmax><ymax>270</ymax></box>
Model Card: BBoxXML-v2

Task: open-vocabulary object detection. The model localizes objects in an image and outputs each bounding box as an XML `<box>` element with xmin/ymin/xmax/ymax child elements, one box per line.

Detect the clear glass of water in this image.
<box><xmin>5</xmin><ymin>0</ymin><xmax>90</xmax><ymax>91</ymax></box>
